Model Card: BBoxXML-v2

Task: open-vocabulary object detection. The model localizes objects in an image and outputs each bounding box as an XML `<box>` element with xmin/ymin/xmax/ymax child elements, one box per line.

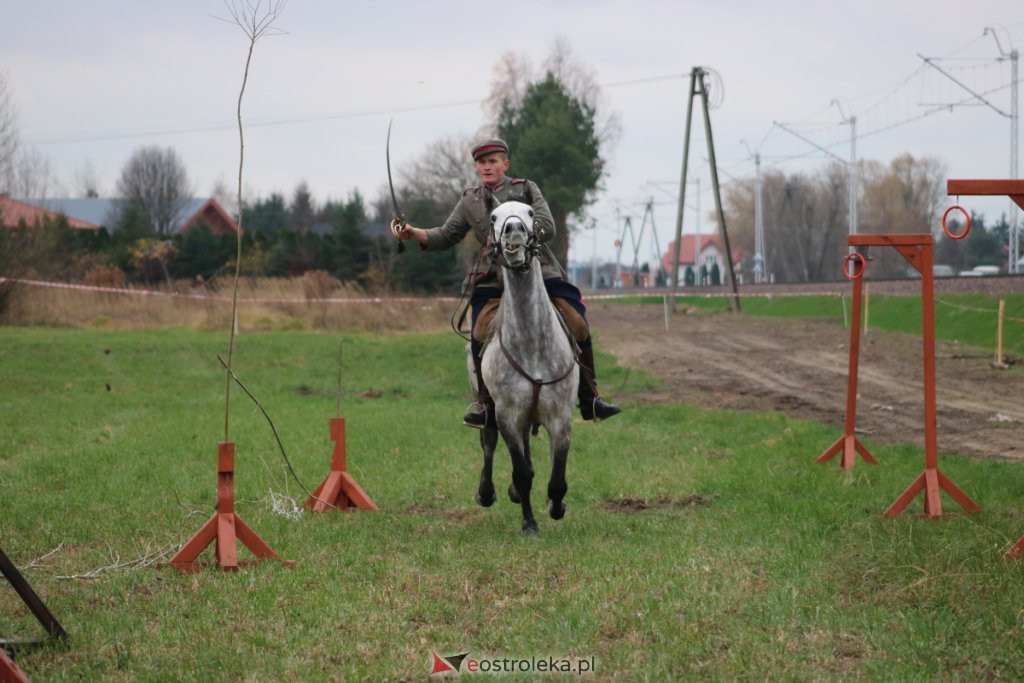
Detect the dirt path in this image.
<box><xmin>589</xmin><ymin>302</ymin><xmax>1024</xmax><ymax>460</ymax></box>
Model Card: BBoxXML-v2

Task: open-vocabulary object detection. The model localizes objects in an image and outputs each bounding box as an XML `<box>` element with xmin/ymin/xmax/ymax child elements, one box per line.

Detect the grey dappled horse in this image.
<box><xmin>474</xmin><ymin>201</ymin><xmax>579</xmax><ymax>534</ymax></box>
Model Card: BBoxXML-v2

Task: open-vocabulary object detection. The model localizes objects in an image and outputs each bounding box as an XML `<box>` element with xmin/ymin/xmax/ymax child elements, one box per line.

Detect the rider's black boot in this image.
<box><xmin>577</xmin><ymin>346</ymin><xmax>622</xmax><ymax>422</ymax></box>
<box><xmin>464</xmin><ymin>353</ymin><xmax>496</xmax><ymax>429</ymax></box>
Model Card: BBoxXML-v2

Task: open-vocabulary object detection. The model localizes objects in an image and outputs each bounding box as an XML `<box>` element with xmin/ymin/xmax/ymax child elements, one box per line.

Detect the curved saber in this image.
<box><xmin>386</xmin><ymin>119</ymin><xmax>406</xmax><ymax>254</ymax></box>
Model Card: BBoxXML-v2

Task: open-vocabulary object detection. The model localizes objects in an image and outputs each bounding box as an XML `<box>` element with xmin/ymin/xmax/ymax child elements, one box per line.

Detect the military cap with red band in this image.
<box><xmin>471</xmin><ymin>138</ymin><xmax>509</xmax><ymax>160</ymax></box>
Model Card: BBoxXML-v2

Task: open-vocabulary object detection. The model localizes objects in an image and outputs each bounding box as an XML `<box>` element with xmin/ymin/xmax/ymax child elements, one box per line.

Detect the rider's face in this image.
<box><xmin>475</xmin><ymin>153</ymin><xmax>510</xmax><ymax>187</ymax></box>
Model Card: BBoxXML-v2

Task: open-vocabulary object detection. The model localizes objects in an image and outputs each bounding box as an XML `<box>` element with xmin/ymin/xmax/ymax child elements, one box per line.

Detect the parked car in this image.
<box><xmin>959</xmin><ymin>265</ymin><xmax>1001</xmax><ymax>277</ymax></box>
<box><xmin>933</xmin><ymin>264</ymin><xmax>956</xmax><ymax>278</ymax></box>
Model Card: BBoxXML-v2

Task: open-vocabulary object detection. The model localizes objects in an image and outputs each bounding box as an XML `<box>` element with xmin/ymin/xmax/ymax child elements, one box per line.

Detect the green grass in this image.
<box><xmin>625</xmin><ymin>292</ymin><xmax>1024</xmax><ymax>357</ymax></box>
<box><xmin>3</xmin><ymin>326</ymin><xmax>1024</xmax><ymax>680</ymax></box>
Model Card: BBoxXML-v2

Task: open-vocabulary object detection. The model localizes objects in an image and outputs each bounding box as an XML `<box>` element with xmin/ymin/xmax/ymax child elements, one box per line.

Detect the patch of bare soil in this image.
<box><xmin>589</xmin><ymin>302</ymin><xmax>1024</xmax><ymax>460</ymax></box>
<box><xmin>602</xmin><ymin>494</ymin><xmax>711</xmax><ymax>513</ymax></box>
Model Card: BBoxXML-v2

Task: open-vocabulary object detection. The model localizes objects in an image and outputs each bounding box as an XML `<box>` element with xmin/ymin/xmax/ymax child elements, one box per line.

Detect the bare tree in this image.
<box><xmin>74</xmin><ymin>158</ymin><xmax>102</xmax><ymax>198</ymax></box>
<box><xmin>0</xmin><ymin>72</ymin><xmax>18</xmax><ymax>187</ymax></box>
<box><xmin>858</xmin><ymin>153</ymin><xmax>946</xmax><ymax>277</ymax></box>
<box><xmin>481</xmin><ymin>38</ymin><xmax>620</xmax><ymax>151</ymax></box>
<box><xmin>724</xmin><ymin>166</ymin><xmax>846</xmax><ymax>283</ymax></box>
<box><xmin>400</xmin><ymin>134</ymin><xmax>476</xmax><ymax>204</ymax></box>
<box><xmin>541</xmin><ymin>37</ymin><xmax>621</xmax><ymax>149</ymax></box>
<box><xmin>399</xmin><ymin>135</ymin><xmax>478</xmax><ymax>272</ymax></box>
<box><xmin>116</xmin><ymin>146</ymin><xmax>191</xmax><ymax>235</ymax></box>
<box><xmin>725</xmin><ymin>154</ymin><xmax>948</xmax><ymax>282</ymax></box>
<box><xmin>5</xmin><ymin>146</ymin><xmax>60</xmax><ymax>200</ymax></box>
<box><xmin>209</xmin><ymin>176</ymin><xmax>237</xmax><ymax>215</ymax></box>
<box><xmin>480</xmin><ymin>51</ymin><xmax>534</xmax><ymax>137</ymax></box>
<box><xmin>860</xmin><ymin>153</ymin><xmax>946</xmax><ymax>233</ymax></box>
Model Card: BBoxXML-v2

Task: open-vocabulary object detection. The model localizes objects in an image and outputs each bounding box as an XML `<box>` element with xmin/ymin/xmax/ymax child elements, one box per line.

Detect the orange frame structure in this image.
<box><xmin>949</xmin><ymin>179</ymin><xmax>1024</xmax><ymax>553</ymax></box>
<box><xmin>817</xmin><ymin>233</ymin><xmax>979</xmax><ymax>518</ymax></box>
<box><xmin>169</xmin><ymin>442</ymin><xmax>290</xmax><ymax>572</ymax></box>
<box><xmin>303</xmin><ymin>418</ymin><xmax>378</xmax><ymax>512</ymax></box>
<box><xmin>946</xmin><ymin>179</ymin><xmax>1024</xmax><ymax>211</ymax></box>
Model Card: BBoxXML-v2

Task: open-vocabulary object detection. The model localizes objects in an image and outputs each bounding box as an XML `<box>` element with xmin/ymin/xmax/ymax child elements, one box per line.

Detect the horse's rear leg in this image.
<box><xmin>476</xmin><ymin>427</ymin><xmax>498</xmax><ymax>507</ymax></box>
<box><xmin>547</xmin><ymin>423</ymin><xmax>571</xmax><ymax>521</ymax></box>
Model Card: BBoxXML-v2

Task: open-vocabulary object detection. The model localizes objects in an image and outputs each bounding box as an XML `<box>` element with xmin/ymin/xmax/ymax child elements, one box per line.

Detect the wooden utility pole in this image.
<box><xmin>670</xmin><ymin>66</ymin><xmax>741</xmax><ymax>312</ymax></box>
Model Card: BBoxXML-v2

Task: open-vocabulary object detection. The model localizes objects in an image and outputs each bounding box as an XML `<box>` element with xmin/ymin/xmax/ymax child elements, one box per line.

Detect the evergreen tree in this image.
<box><xmin>242</xmin><ymin>193</ymin><xmax>288</xmax><ymax>236</ymax></box>
<box><xmin>498</xmin><ymin>72</ymin><xmax>604</xmax><ymax>268</ymax></box>
<box><xmin>321</xmin><ymin>190</ymin><xmax>372</xmax><ymax>283</ymax></box>
<box><xmin>173</xmin><ymin>222</ymin><xmax>233</xmax><ymax>280</ymax></box>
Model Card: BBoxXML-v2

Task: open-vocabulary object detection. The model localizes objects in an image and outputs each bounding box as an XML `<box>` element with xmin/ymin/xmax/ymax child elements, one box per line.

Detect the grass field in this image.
<box><xmin>3</xmin><ymin>324</ymin><xmax>1024</xmax><ymax>680</ymax></box>
<box><xmin>624</xmin><ymin>291</ymin><xmax>1024</xmax><ymax>358</ymax></box>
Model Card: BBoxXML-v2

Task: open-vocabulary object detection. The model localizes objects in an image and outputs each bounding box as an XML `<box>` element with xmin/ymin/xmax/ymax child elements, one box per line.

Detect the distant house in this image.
<box><xmin>0</xmin><ymin>195</ymin><xmax>99</xmax><ymax>230</ymax></box>
<box><xmin>661</xmin><ymin>234</ymin><xmax>742</xmax><ymax>286</ymax></box>
<box><xmin>16</xmin><ymin>197</ymin><xmax>237</xmax><ymax>235</ymax></box>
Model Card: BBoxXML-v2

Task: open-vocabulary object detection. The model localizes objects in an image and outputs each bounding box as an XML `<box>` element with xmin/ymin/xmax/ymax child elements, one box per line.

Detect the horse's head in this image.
<box><xmin>490</xmin><ymin>200</ymin><xmax>537</xmax><ymax>271</ymax></box>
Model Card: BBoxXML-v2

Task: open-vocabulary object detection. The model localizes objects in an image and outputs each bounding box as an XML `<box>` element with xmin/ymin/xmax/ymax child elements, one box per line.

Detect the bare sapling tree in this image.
<box><xmin>217</xmin><ymin>0</ymin><xmax>286</xmax><ymax>442</ymax></box>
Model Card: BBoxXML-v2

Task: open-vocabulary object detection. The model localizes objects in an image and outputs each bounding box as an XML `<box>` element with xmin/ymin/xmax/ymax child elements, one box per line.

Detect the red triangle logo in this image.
<box><xmin>431</xmin><ymin>651</ymin><xmax>456</xmax><ymax>675</ymax></box>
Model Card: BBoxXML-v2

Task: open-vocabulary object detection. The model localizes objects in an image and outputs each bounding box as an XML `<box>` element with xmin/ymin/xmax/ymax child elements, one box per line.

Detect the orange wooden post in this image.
<box><xmin>816</xmin><ymin>254</ymin><xmax>879</xmax><ymax>469</ymax></box>
<box><xmin>1006</xmin><ymin>535</ymin><xmax>1024</xmax><ymax>559</ymax></box>
<box><xmin>0</xmin><ymin>648</ymin><xmax>30</xmax><ymax>683</ymax></box>
<box><xmin>304</xmin><ymin>418</ymin><xmax>379</xmax><ymax>512</ymax></box>
<box><xmin>169</xmin><ymin>442</ymin><xmax>290</xmax><ymax>573</ymax></box>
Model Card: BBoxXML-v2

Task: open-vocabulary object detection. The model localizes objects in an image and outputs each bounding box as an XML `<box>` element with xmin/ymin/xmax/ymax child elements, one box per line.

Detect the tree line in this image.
<box><xmin>722</xmin><ymin>154</ymin><xmax>1011</xmax><ymax>281</ymax></box>
<box><xmin>1</xmin><ymin>41</ymin><xmax>612</xmax><ymax>295</ymax></box>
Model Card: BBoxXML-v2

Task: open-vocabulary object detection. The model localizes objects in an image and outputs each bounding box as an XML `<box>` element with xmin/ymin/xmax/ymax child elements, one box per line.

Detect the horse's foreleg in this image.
<box><xmin>503</xmin><ymin>425</ymin><xmax>537</xmax><ymax>534</ymax></box>
<box><xmin>476</xmin><ymin>427</ymin><xmax>498</xmax><ymax>507</ymax></box>
<box><xmin>547</xmin><ymin>423</ymin><xmax>571</xmax><ymax>521</ymax></box>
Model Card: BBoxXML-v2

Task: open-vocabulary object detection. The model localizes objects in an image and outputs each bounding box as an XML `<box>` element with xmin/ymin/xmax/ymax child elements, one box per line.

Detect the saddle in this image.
<box><xmin>473</xmin><ymin>297</ymin><xmax>589</xmax><ymax>345</ymax></box>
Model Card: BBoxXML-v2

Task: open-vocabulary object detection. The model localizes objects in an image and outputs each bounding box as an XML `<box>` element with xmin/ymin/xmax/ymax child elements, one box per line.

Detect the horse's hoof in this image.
<box><xmin>522</xmin><ymin>520</ymin><xmax>539</xmax><ymax>535</ymax></box>
<box><xmin>548</xmin><ymin>498</ymin><xmax>567</xmax><ymax>520</ymax></box>
<box><xmin>508</xmin><ymin>483</ymin><xmax>521</xmax><ymax>504</ymax></box>
<box><xmin>476</xmin><ymin>488</ymin><xmax>496</xmax><ymax>507</ymax></box>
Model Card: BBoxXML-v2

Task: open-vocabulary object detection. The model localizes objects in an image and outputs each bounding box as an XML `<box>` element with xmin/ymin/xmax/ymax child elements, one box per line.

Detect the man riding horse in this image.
<box><xmin>397</xmin><ymin>138</ymin><xmax>621</xmax><ymax>428</ymax></box>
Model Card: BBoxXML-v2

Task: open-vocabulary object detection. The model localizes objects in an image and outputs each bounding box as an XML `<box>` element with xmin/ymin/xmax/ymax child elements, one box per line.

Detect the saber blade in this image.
<box><xmin>386</xmin><ymin>119</ymin><xmax>406</xmax><ymax>254</ymax></box>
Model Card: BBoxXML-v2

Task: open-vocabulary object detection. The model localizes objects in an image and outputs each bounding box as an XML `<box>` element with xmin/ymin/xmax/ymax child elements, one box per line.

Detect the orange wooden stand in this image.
<box><xmin>169</xmin><ymin>442</ymin><xmax>290</xmax><ymax>572</ymax></box>
<box><xmin>948</xmin><ymin>180</ymin><xmax>1024</xmax><ymax>551</ymax></box>
<box><xmin>818</xmin><ymin>234</ymin><xmax>979</xmax><ymax>518</ymax></box>
<box><xmin>816</xmin><ymin>260</ymin><xmax>879</xmax><ymax>470</ymax></box>
<box><xmin>303</xmin><ymin>418</ymin><xmax>378</xmax><ymax>512</ymax></box>
<box><xmin>0</xmin><ymin>649</ymin><xmax>30</xmax><ymax>683</ymax></box>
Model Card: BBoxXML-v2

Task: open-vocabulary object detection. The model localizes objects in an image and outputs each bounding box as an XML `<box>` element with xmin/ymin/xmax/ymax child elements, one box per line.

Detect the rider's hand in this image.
<box><xmin>400</xmin><ymin>225</ymin><xmax>427</xmax><ymax>245</ymax></box>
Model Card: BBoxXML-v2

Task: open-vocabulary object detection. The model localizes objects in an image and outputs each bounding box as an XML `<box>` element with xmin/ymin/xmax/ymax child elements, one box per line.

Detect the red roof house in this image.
<box><xmin>661</xmin><ymin>234</ymin><xmax>742</xmax><ymax>272</ymax></box>
<box><xmin>0</xmin><ymin>195</ymin><xmax>99</xmax><ymax>230</ymax></box>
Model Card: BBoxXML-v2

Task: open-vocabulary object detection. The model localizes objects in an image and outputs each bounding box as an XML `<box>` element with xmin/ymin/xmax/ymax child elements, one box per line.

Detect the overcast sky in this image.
<box><xmin>4</xmin><ymin>0</ymin><xmax>1023</xmax><ymax>263</ymax></box>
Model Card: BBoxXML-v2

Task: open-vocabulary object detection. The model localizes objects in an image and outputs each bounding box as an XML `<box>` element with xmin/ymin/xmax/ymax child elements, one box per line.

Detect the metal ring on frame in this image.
<box><xmin>941</xmin><ymin>205</ymin><xmax>971</xmax><ymax>240</ymax></box>
<box><xmin>843</xmin><ymin>252</ymin><xmax>866</xmax><ymax>280</ymax></box>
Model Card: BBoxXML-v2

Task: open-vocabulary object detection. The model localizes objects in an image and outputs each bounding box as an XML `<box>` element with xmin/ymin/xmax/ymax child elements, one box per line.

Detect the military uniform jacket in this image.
<box><xmin>421</xmin><ymin>177</ymin><xmax>560</xmax><ymax>293</ymax></box>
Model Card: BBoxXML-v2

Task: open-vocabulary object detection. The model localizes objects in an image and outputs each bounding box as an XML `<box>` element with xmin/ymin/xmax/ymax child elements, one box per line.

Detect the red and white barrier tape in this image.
<box><xmin>0</xmin><ymin>277</ymin><xmax>460</xmax><ymax>304</ymax></box>
<box><xmin>583</xmin><ymin>290</ymin><xmax>843</xmax><ymax>301</ymax></box>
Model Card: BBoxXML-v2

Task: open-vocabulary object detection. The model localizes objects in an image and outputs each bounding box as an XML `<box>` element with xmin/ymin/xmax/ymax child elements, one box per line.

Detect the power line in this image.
<box><xmin>27</xmin><ymin>73</ymin><xmax>689</xmax><ymax>146</ymax></box>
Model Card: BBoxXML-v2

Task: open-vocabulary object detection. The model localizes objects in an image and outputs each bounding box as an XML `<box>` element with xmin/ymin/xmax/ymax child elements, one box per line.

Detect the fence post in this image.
<box><xmin>996</xmin><ymin>298</ymin><xmax>1007</xmax><ymax>368</ymax></box>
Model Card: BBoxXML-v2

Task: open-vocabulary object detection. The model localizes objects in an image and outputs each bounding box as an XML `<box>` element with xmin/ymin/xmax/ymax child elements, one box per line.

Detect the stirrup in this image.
<box><xmin>580</xmin><ymin>396</ymin><xmax>622</xmax><ymax>422</ymax></box>
<box><xmin>463</xmin><ymin>401</ymin><xmax>495</xmax><ymax>429</ymax></box>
